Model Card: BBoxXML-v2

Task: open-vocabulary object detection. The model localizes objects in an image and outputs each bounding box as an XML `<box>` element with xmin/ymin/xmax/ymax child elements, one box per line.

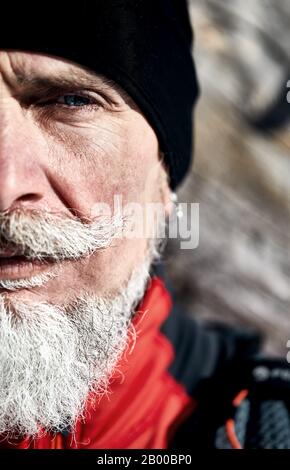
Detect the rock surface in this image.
<box><xmin>165</xmin><ymin>0</ymin><xmax>290</xmax><ymax>355</ymax></box>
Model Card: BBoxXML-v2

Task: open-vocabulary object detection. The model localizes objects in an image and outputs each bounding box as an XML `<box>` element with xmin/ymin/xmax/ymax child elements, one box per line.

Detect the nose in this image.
<box><xmin>0</xmin><ymin>102</ymin><xmax>48</xmax><ymax>212</ymax></box>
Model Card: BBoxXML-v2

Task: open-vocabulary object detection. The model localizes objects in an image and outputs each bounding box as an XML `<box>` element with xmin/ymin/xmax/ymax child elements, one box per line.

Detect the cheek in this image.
<box><xmin>43</xmin><ymin>113</ymin><xmax>160</xmax><ymax>213</ymax></box>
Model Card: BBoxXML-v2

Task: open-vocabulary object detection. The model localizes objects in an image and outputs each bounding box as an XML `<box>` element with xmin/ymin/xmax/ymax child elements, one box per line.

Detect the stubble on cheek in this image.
<box><xmin>44</xmin><ymin>110</ymin><xmax>160</xmax><ymax>209</ymax></box>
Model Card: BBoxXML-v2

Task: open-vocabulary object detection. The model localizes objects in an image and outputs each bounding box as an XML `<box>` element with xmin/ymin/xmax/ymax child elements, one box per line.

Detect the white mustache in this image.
<box><xmin>0</xmin><ymin>209</ymin><xmax>125</xmax><ymax>262</ymax></box>
<box><xmin>0</xmin><ymin>272</ymin><xmax>58</xmax><ymax>291</ymax></box>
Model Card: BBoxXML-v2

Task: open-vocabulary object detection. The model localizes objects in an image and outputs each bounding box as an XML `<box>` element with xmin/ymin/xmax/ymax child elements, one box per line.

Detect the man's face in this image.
<box><xmin>0</xmin><ymin>50</ymin><xmax>170</xmax><ymax>304</ymax></box>
<box><xmin>0</xmin><ymin>50</ymin><xmax>171</xmax><ymax>438</ymax></box>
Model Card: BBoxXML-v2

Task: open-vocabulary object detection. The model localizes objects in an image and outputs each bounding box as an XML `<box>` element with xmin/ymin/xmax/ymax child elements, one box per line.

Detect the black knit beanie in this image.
<box><xmin>3</xmin><ymin>0</ymin><xmax>199</xmax><ymax>188</ymax></box>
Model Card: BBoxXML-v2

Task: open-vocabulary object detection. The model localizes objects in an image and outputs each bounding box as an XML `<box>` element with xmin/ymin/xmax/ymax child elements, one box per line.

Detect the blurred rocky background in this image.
<box><xmin>165</xmin><ymin>0</ymin><xmax>290</xmax><ymax>355</ymax></box>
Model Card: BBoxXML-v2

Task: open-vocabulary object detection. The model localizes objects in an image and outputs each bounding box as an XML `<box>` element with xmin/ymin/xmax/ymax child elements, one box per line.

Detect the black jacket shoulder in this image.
<box><xmin>160</xmin><ymin>299</ymin><xmax>290</xmax><ymax>449</ymax></box>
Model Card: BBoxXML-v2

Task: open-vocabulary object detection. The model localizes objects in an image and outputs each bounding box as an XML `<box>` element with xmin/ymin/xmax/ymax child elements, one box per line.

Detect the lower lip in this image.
<box><xmin>0</xmin><ymin>256</ymin><xmax>56</xmax><ymax>280</ymax></box>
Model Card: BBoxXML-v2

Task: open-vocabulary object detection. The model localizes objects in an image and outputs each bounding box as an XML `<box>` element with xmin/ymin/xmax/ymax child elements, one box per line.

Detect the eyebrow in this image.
<box><xmin>17</xmin><ymin>70</ymin><xmax>109</xmax><ymax>89</ymax></box>
<box><xmin>11</xmin><ymin>68</ymin><xmax>121</xmax><ymax>105</ymax></box>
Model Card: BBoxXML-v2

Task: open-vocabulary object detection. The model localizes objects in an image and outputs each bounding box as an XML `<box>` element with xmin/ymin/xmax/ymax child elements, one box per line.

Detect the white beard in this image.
<box><xmin>0</xmin><ymin>259</ymin><xmax>152</xmax><ymax>439</ymax></box>
<box><xmin>0</xmin><ymin>206</ymin><xmax>166</xmax><ymax>439</ymax></box>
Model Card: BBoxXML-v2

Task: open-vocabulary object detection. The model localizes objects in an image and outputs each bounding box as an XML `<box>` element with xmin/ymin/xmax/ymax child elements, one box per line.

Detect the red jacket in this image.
<box><xmin>2</xmin><ymin>275</ymin><xmax>290</xmax><ymax>449</ymax></box>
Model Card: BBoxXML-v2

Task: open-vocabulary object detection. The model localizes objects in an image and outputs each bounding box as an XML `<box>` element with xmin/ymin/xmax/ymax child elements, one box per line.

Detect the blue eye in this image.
<box><xmin>58</xmin><ymin>94</ymin><xmax>92</xmax><ymax>107</ymax></box>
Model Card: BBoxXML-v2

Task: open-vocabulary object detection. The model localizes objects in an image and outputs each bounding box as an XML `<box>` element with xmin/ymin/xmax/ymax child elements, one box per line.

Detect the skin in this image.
<box><xmin>0</xmin><ymin>51</ymin><xmax>172</xmax><ymax>306</ymax></box>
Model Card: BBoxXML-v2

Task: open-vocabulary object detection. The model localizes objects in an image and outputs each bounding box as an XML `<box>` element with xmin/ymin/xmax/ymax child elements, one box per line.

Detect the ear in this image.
<box><xmin>158</xmin><ymin>162</ymin><xmax>174</xmax><ymax>217</ymax></box>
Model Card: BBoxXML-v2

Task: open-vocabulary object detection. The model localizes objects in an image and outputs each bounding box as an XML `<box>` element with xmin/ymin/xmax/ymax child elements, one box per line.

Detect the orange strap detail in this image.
<box><xmin>225</xmin><ymin>389</ymin><xmax>249</xmax><ymax>449</ymax></box>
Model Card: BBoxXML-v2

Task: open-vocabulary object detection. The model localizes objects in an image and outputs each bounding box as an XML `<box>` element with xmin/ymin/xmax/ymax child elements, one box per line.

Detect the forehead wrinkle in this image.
<box><xmin>1</xmin><ymin>52</ymin><xmax>140</xmax><ymax>113</ymax></box>
<box><xmin>0</xmin><ymin>54</ymin><xmax>119</xmax><ymax>98</ymax></box>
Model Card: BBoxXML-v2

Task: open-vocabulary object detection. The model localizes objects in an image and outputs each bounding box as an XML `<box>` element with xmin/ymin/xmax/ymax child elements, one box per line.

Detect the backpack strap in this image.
<box><xmin>215</xmin><ymin>358</ymin><xmax>290</xmax><ymax>449</ymax></box>
<box><xmin>170</xmin><ymin>356</ymin><xmax>290</xmax><ymax>449</ymax></box>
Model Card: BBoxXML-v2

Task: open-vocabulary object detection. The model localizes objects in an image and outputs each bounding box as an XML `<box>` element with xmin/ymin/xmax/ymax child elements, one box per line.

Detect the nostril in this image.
<box><xmin>5</xmin><ymin>193</ymin><xmax>43</xmax><ymax>213</ymax></box>
<box><xmin>17</xmin><ymin>193</ymin><xmax>42</xmax><ymax>203</ymax></box>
